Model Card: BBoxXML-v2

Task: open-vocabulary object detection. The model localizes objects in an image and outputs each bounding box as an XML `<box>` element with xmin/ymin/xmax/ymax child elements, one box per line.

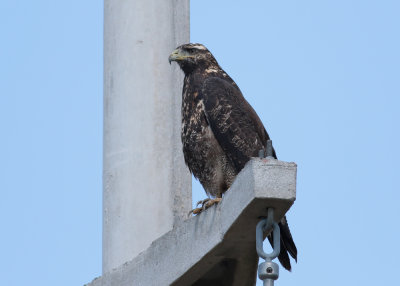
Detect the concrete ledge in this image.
<box><xmin>86</xmin><ymin>158</ymin><xmax>297</xmax><ymax>286</ymax></box>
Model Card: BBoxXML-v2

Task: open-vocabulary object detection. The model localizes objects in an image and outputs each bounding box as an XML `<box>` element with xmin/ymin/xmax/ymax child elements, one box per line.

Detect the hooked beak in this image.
<box><xmin>168</xmin><ymin>49</ymin><xmax>180</xmax><ymax>64</ymax></box>
<box><xmin>168</xmin><ymin>49</ymin><xmax>192</xmax><ymax>64</ymax></box>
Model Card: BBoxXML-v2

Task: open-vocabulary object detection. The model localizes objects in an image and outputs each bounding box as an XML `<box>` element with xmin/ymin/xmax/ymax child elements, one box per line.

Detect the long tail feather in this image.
<box><xmin>267</xmin><ymin>216</ymin><xmax>297</xmax><ymax>271</ymax></box>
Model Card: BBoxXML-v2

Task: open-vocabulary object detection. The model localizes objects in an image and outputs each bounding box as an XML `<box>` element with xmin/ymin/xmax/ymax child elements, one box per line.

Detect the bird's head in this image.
<box><xmin>169</xmin><ymin>43</ymin><xmax>218</xmax><ymax>74</ymax></box>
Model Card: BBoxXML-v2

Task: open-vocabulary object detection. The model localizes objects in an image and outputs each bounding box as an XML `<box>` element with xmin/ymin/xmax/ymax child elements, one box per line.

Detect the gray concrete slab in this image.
<box><xmin>86</xmin><ymin>158</ymin><xmax>297</xmax><ymax>286</ymax></box>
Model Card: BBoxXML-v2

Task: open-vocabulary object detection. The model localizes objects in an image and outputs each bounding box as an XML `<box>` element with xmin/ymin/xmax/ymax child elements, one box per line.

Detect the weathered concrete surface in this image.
<box><xmin>87</xmin><ymin>158</ymin><xmax>297</xmax><ymax>286</ymax></box>
<box><xmin>103</xmin><ymin>0</ymin><xmax>191</xmax><ymax>274</ymax></box>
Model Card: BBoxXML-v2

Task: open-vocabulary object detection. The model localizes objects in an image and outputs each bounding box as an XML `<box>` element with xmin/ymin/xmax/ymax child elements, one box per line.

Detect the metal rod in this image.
<box><xmin>265</xmin><ymin>208</ymin><xmax>274</xmax><ymax>229</ymax></box>
<box><xmin>264</xmin><ymin>280</ymin><xmax>274</xmax><ymax>286</ymax></box>
<box><xmin>266</xmin><ymin>140</ymin><xmax>273</xmax><ymax>158</ymax></box>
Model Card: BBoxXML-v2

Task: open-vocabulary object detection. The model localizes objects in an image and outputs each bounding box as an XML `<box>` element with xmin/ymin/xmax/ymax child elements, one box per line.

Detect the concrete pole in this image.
<box><xmin>103</xmin><ymin>0</ymin><xmax>191</xmax><ymax>273</ymax></box>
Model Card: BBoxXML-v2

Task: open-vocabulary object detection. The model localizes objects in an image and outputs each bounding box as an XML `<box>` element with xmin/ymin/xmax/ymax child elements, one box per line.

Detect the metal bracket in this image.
<box><xmin>256</xmin><ymin>208</ymin><xmax>280</xmax><ymax>286</ymax></box>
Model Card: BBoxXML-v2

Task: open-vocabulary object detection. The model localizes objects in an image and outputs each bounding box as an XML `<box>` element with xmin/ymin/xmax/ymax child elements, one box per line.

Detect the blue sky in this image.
<box><xmin>1</xmin><ymin>1</ymin><xmax>399</xmax><ymax>285</ymax></box>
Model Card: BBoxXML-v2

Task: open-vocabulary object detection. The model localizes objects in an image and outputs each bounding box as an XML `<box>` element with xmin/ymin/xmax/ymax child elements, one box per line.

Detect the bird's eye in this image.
<box><xmin>186</xmin><ymin>48</ymin><xmax>194</xmax><ymax>53</ymax></box>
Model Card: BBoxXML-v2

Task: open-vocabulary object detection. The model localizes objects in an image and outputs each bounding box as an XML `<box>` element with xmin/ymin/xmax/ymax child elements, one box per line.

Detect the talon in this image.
<box><xmin>205</xmin><ymin>198</ymin><xmax>222</xmax><ymax>209</ymax></box>
<box><xmin>192</xmin><ymin>208</ymin><xmax>203</xmax><ymax>215</ymax></box>
<box><xmin>189</xmin><ymin>198</ymin><xmax>223</xmax><ymax>216</ymax></box>
<box><xmin>196</xmin><ymin>198</ymin><xmax>210</xmax><ymax>207</ymax></box>
<box><xmin>188</xmin><ymin>207</ymin><xmax>203</xmax><ymax>217</ymax></box>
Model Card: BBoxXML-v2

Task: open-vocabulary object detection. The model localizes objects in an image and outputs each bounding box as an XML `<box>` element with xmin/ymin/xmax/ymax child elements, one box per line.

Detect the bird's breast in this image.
<box><xmin>181</xmin><ymin>97</ymin><xmax>235</xmax><ymax>197</ymax></box>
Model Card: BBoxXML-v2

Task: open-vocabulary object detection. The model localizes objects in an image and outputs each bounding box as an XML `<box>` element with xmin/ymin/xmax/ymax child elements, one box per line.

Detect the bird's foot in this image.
<box><xmin>188</xmin><ymin>198</ymin><xmax>222</xmax><ymax>216</ymax></box>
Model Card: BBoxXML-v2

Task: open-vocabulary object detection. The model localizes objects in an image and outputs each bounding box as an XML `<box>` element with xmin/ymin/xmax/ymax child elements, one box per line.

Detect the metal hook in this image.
<box><xmin>256</xmin><ymin>208</ymin><xmax>280</xmax><ymax>261</ymax></box>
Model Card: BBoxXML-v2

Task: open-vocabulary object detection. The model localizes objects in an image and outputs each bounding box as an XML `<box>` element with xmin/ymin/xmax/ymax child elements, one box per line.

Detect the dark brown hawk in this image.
<box><xmin>169</xmin><ymin>43</ymin><xmax>297</xmax><ymax>271</ymax></box>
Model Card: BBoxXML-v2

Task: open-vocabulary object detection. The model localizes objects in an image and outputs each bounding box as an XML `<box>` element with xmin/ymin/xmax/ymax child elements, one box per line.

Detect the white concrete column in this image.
<box><xmin>103</xmin><ymin>0</ymin><xmax>191</xmax><ymax>273</ymax></box>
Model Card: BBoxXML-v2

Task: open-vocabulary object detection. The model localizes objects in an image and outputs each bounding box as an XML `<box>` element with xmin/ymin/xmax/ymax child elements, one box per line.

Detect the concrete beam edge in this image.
<box><xmin>86</xmin><ymin>158</ymin><xmax>297</xmax><ymax>286</ymax></box>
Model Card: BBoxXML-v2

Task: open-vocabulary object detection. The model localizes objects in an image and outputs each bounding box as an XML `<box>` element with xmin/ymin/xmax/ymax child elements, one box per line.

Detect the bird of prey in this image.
<box><xmin>169</xmin><ymin>43</ymin><xmax>297</xmax><ymax>271</ymax></box>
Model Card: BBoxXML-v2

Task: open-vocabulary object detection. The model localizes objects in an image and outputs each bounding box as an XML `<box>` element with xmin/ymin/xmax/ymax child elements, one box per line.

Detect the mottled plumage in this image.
<box><xmin>169</xmin><ymin>43</ymin><xmax>297</xmax><ymax>271</ymax></box>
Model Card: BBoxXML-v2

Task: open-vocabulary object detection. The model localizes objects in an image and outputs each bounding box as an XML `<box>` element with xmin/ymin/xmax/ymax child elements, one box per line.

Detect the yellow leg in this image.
<box><xmin>188</xmin><ymin>198</ymin><xmax>222</xmax><ymax>216</ymax></box>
